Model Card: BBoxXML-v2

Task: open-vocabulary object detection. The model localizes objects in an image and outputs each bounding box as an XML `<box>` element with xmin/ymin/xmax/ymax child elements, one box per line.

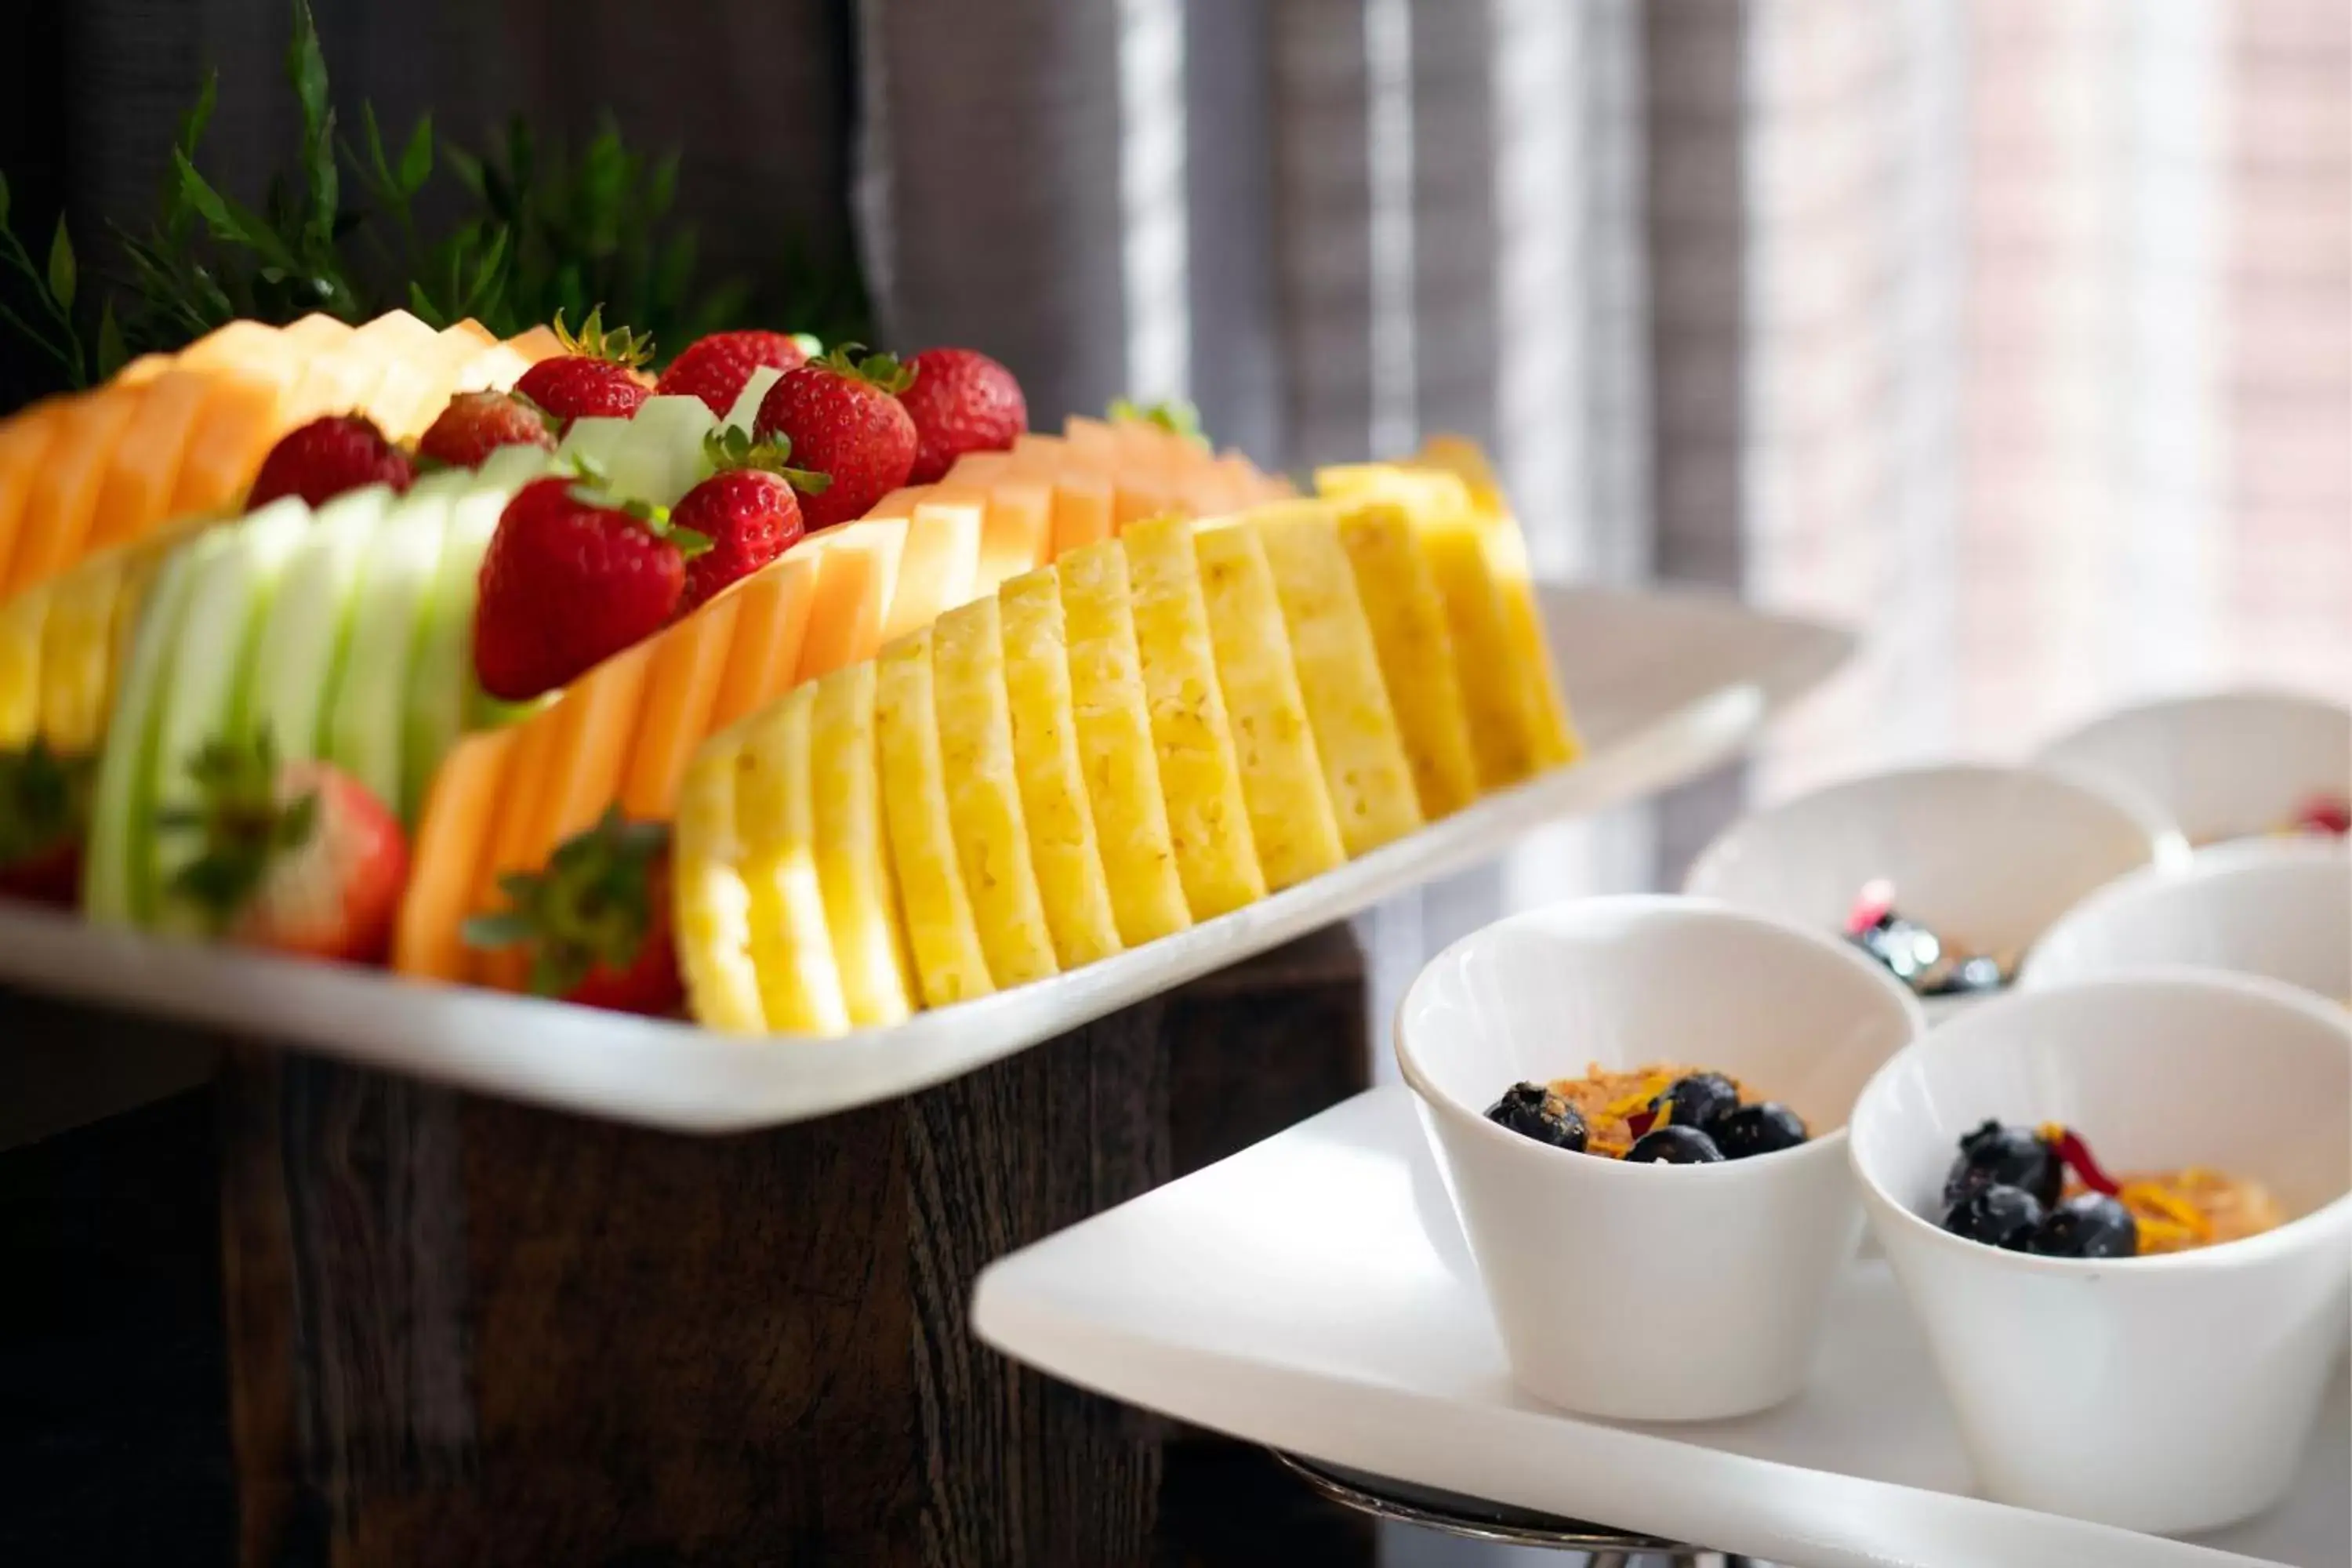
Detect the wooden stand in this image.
<box><xmin>0</xmin><ymin>927</ymin><xmax>1373</xmax><ymax>1565</ymax></box>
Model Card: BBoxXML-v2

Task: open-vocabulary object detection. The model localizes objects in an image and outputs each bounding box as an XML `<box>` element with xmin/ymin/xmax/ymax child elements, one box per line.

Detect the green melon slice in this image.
<box><xmin>82</xmin><ymin>535</ymin><xmax>211</xmax><ymax>926</ymax></box>
<box><xmin>401</xmin><ymin>464</ymin><xmax>543</xmax><ymax>816</ymax></box>
<box><xmin>323</xmin><ymin>492</ymin><xmax>452</xmax><ymax>815</ymax></box>
<box><xmin>245</xmin><ymin>485</ymin><xmax>390</xmax><ymax>764</ymax></box>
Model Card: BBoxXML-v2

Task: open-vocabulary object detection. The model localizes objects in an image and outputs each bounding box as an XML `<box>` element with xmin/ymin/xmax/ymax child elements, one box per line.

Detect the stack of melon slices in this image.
<box><xmin>0</xmin><ymin>310</ymin><xmax>558</xmax><ymax>603</ymax></box>
<box><xmin>670</xmin><ymin>451</ymin><xmax>1580</xmax><ymax>1036</ymax></box>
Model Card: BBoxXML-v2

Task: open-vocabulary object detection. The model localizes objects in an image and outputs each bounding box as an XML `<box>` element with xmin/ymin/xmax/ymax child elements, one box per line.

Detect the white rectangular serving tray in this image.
<box><xmin>0</xmin><ymin>584</ymin><xmax>1847</xmax><ymax>1133</ymax></box>
<box><xmin>973</xmin><ymin>1087</ymin><xmax>2349</xmax><ymax>1568</ymax></box>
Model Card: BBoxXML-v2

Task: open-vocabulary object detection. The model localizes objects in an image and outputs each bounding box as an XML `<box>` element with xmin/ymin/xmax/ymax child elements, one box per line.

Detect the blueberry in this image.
<box><xmin>1650</xmin><ymin>1072</ymin><xmax>1739</xmax><ymax>1133</ymax></box>
<box><xmin>1484</xmin><ymin>1083</ymin><xmax>1588</xmax><ymax>1152</ymax></box>
<box><xmin>1943</xmin><ymin>1120</ymin><xmax>2060</xmax><ymax>1209</ymax></box>
<box><xmin>1625</xmin><ymin>1125</ymin><xmax>1723</xmax><ymax>1163</ymax></box>
<box><xmin>1709</xmin><ymin>1102</ymin><xmax>1809</xmax><ymax>1159</ymax></box>
<box><xmin>2025</xmin><ymin>1193</ymin><xmax>2138</xmax><ymax>1259</ymax></box>
<box><xmin>1941</xmin><ymin>1183</ymin><xmax>2044</xmax><ymax>1248</ymax></box>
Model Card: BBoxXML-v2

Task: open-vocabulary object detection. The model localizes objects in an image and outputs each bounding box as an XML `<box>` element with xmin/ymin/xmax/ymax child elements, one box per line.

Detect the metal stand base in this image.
<box><xmin>1269</xmin><ymin>1452</ymin><xmax>1767</xmax><ymax>1565</ymax></box>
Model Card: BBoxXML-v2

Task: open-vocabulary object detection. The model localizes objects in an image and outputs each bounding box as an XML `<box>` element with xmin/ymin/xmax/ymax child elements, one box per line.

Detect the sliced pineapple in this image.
<box><xmin>809</xmin><ymin>661</ymin><xmax>916</xmax><ymax>1027</ymax></box>
<box><xmin>1316</xmin><ymin>463</ymin><xmax>1537</xmax><ymax>790</ymax></box>
<box><xmin>1191</xmin><ymin>522</ymin><xmax>1344</xmax><ymax>891</ymax></box>
<box><xmin>931</xmin><ymin>596</ymin><xmax>1060</xmax><ymax>988</ymax></box>
<box><xmin>734</xmin><ymin>684</ymin><xmax>851</xmax><ymax>1035</ymax></box>
<box><xmin>997</xmin><ymin>567</ymin><xmax>1123</xmax><ymax>968</ymax></box>
<box><xmin>1054</xmin><ymin>539</ymin><xmax>1191</xmax><ymax>946</ymax></box>
<box><xmin>1119</xmin><ymin>516</ymin><xmax>1266</xmax><ymax>920</ymax></box>
<box><xmin>672</xmin><ymin>735</ymin><xmax>768</xmax><ymax>1033</ymax></box>
<box><xmin>1328</xmin><ymin>498</ymin><xmax>1479</xmax><ymax>819</ymax></box>
<box><xmin>0</xmin><ymin>577</ymin><xmax>51</xmax><ymax>748</ymax></box>
<box><xmin>875</xmin><ymin>627</ymin><xmax>995</xmax><ymax>1007</ymax></box>
<box><xmin>37</xmin><ymin>550</ymin><xmax>125</xmax><ymax>755</ymax></box>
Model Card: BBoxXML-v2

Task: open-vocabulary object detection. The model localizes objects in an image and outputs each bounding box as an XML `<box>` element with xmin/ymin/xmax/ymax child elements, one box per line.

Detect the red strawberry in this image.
<box><xmin>753</xmin><ymin>345</ymin><xmax>919</xmax><ymax>531</ymax></box>
<box><xmin>655</xmin><ymin>329</ymin><xmax>813</xmax><ymax>418</ymax></box>
<box><xmin>463</xmin><ymin>809</ymin><xmax>682</xmax><ymax>1014</ymax></box>
<box><xmin>673</xmin><ymin>428</ymin><xmax>826</xmax><ymax>613</ymax></box>
<box><xmin>0</xmin><ymin>741</ymin><xmax>93</xmax><ymax>908</ymax></box>
<box><xmin>472</xmin><ymin>474</ymin><xmax>705</xmax><ymax>702</ymax></box>
<box><xmin>246</xmin><ymin>414</ymin><xmax>416</xmax><ymax>511</ymax></box>
<box><xmin>158</xmin><ymin>735</ymin><xmax>408</xmax><ymax>962</ymax></box>
<box><xmin>418</xmin><ymin>390</ymin><xmax>556</xmax><ymax>470</ymax></box>
<box><xmin>899</xmin><ymin>347</ymin><xmax>1026</xmax><ymax>483</ymax></box>
<box><xmin>513</xmin><ymin>307</ymin><xmax>655</xmax><ymax>426</ymax></box>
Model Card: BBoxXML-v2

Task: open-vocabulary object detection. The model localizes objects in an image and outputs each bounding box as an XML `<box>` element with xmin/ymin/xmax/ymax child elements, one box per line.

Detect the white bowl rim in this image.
<box><xmin>1396</xmin><ymin>893</ymin><xmax>1927</xmax><ymax>1183</ymax></box>
<box><xmin>1682</xmin><ymin>758</ymin><xmax>2189</xmax><ymax>895</ymax></box>
<box><xmin>1849</xmin><ymin>969</ymin><xmax>2352</xmax><ymax>1276</ymax></box>
<box><xmin>2034</xmin><ymin>684</ymin><xmax>2352</xmax><ymax>755</ymax></box>
<box><xmin>2020</xmin><ymin>837</ymin><xmax>2352</xmax><ymax>990</ymax></box>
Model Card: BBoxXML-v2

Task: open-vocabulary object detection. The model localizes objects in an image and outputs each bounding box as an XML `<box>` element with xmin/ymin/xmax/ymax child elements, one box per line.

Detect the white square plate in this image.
<box><xmin>973</xmin><ymin>1087</ymin><xmax>2348</xmax><ymax>1568</ymax></box>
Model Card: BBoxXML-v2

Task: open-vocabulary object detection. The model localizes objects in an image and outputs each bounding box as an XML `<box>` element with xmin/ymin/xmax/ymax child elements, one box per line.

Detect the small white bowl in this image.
<box><xmin>1849</xmin><ymin>975</ymin><xmax>2352</xmax><ymax>1536</ymax></box>
<box><xmin>1396</xmin><ymin>896</ymin><xmax>1924</xmax><ymax>1422</ymax></box>
<box><xmin>2022</xmin><ymin>840</ymin><xmax>2351</xmax><ymax>1001</ymax></box>
<box><xmin>2034</xmin><ymin>688</ymin><xmax>2352</xmax><ymax>847</ymax></box>
<box><xmin>1683</xmin><ymin>763</ymin><xmax>2181</xmax><ymax>1015</ymax></box>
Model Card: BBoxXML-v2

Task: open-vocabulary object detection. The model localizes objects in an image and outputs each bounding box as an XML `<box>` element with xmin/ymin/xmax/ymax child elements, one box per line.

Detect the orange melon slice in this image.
<box><xmin>394</xmin><ymin>728</ymin><xmax>518</xmax><ymax>981</ymax></box>
<box><xmin>708</xmin><ymin>548</ymin><xmax>822</xmax><ymax>731</ymax></box>
<box><xmin>619</xmin><ymin>592</ymin><xmax>743</xmax><ymax>819</ymax></box>
<box><xmin>87</xmin><ymin>369</ymin><xmax>218</xmax><ymax>551</ymax></box>
<box><xmin>795</xmin><ymin>518</ymin><xmax>908</xmax><ymax>682</ymax></box>
<box><xmin>0</xmin><ymin>401</ymin><xmax>67</xmax><ymax>591</ymax></box>
<box><xmin>5</xmin><ymin>386</ymin><xmax>143</xmax><ymax>595</ymax></box>
<box><xmin>946</xmin><ymin>453</ymin><xmax>1054</xmax><ymax>593</ymax></box>
<box><xmin>883</xmin><ymin>486</ymin><xmax>984</xmax><ymax>641</ymax></box>
<box><xmin>171</xmin><ymin>345</ymin><xmax>303</xmax><ymax>512</ymax></box>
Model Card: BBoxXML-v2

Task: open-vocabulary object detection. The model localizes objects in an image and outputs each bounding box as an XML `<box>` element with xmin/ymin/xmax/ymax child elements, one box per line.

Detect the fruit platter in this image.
<box><xmin>0</xmin><ymin>305</ymin><xmax>1847</xmax><ymax>1131</ymax></box>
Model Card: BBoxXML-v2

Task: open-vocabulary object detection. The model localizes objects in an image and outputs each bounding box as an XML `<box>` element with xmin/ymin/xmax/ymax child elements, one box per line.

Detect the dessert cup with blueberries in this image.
<box><xmin>1398</xmin><ymin>895</ymin><xmax>1921</xmax><ymax>1423</ymax></box>
<box><xmin>1848</xmin><ymin>974</ymin><xmax>2351</xmax><ymax>1536</ymax></box>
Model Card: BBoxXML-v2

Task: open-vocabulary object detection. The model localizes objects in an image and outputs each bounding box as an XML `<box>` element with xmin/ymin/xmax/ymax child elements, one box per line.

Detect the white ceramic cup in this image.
<box><xmin>1849</xmin><ymin>975</ymin><xmax>2352</xmax><ymax>1537</ymax></box>
<box><xmin>2034</xmin><ymin>688</ymin><xmax>2352</xmax><ymax>848</ymax></box>
<box><xmin>1396</xmin><ymin>895</ymin><xmax>1924</xmax><ymax>1421</ymax></box>
<box><xmin>2022</xmin><ymin>839</ymin><xmax>2351</xmax><ymax>1002</ymax></box>
<box><xmin>1683</xmin><ymin>762</ymin><xmax>2181</xmax><ymax>1022</ymax></box>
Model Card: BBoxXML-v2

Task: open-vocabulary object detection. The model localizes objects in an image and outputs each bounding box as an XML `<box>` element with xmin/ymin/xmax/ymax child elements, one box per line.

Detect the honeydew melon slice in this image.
<box><xmin>83</xmin><ymin>534</ymin><xmax>209</xmax><ymax>924</ymax></box>
<box><xmin>556</xmin><ymin>416</ymin><xmax>634</xmax><ymax>487</ymax></box>
<box><xmin>324</xmin><ymin>490</ymin><xmax>452</xmax><ymax>816</ymax></box>
<box><xmin>722</xmin><ymin>365</ymin><xmax>789</xmax><ymax>435</ymax></box>
<box><xmin>245</xmin><ymin>486</ymin><xmax>390</xmax><ymax>765</ymax></box>
<box><xmin>143</xmin><ymin>500</ymin><xmax>314</xmax><ymax>935</ymax></box>
<box><xmin>622</xmin><ymin>394</ymin><xmax>721</xmax><ymax>507</ymax></box>
<box><xmin>403</xmin><ymin>461</ymin><xmax>550</xmax><ymax>815</ymax></box>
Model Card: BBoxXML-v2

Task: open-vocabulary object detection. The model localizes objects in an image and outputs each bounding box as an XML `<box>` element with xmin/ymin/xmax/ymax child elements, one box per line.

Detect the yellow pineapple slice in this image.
<box><xmin>1316</xmin><ymin>463</ymin><xmax>1538</xmax><ymax>789</ymax></box>
<box><xmin>1191</xmin><ymin>521</ymin><xmax>1344</xmax><ymax>890</ymax></box>
<box><xmin>1056</xmin><ymin>539</ymin><xmax>1190</xmax><ymax>946</ymax></box>
<box><xmin>672</xmin><ymin>735</ymin><xmax>768</xmax><ymax>1033</ymax></box>
<box><xmin>1326</xmin><ymin>498</ymin><xmax>1479</xmax><ymax>818</ymax></box>
<box><xmin>734</xmin><ymin>684</ymin><xmax>851</xmax><ymax>1034</ymax></box>
<box><xmin>1121</xmin><ymin>515</ymin><xmax>1265</xmax><ymax>918</ymax></box>
<box><xmin>1250</xmin><ymin>503</ymin><xmax>1424</xmax><ymax>855</ymax></box>
<box><xmin>809</xmin><ymin>661</ymin><xmax>916</xmax><ymax>1027</ymax></box>
<box><xmin>931</xmin><ymin>595</ymin><xmax>1059</xmax><ymax>988</ymax></box>
<box><xmin>0</xmin><ymin>577</ymin><xmax>50</xmax><ymax>748</ymax></box>
<box><xmin>875</xmin><ymin>626</ymin><xmax>994</xmax><ymax>1007</ymax></box>
<box><xmin>37</xmin><ymin>548</ymin><xmax>126</xmax><ymax>754</ymax></box>
<box><xmin>997</xmin><ymin>567</ymin><xmax>1123</xmax><ymax>968</ymax></box>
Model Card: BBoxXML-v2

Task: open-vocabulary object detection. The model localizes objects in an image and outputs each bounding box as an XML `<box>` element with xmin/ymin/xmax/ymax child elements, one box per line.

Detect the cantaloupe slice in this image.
<box><xmin>38</xmin><ymin>548</ymin><xmax>125</xmax><ymax>753</ymax></box>
<box><xmin>1329</xmin><ymin>498</ymin><xmax>1479</xmax><ymax>818</ymax></box>
<box><xmin>448</xmin><ymin>341</ymin><xmax>533</xmax><ymax>397</ymax></box>
<box><xmin>1192</xmin><ymin>522</ymin><xmax>1345</xmax><ymax>890</ymax></box>
<box><xmin>0</xmin><ymin>577</ymin><xmax>50</xmax><ymax>748</ymax></box>
<box><xmin>1120</xmin><ymin>516</ymin><xmax>1265</xmax><ymax>920</ymax></box>
<box><xmin>1112</xmin><ymin>468</ymin><xmax>1178</xmax><ymax>532</ymax></box>
<box><xmin>932</xmin><ymin>595</ymin><xmax>1059</xmax><ymax>989</ymax></box>
<box><xmin>7</xmin><ymin>387</ymin><xmax>143</xmax><ymax>595</ymax></box>
<box><xmin>394</xmin><ymin>728</ymin><xmax>517</xmax><ymax>981</ymax></box>
<box><xmin>1055</xmin><ymin>539</ymin><xmax>1189</xmax><ymax>946</ymax></box>
<box><xmin>172</xmin><ymin>352</ymin><xmax>301</xmax><ymax>512</ymax></box>
<box><xmin>87</xmin><ymin>368</ymin><xmax>215</xmax><ymax>551</ymax></box>
<box><xmin>524</xmin><ymin>641</ymin><xmax>656</xmax><ymax>875</ymax></box>
<box><xmin>0</xmin><ymin>401</ymin><xmax>66</xmax><ymax>590</ymax></box>
<box><xmin>1251</xmin><ymin>505</ymin><xmax>1424</xmax><ymax>855</ymax></box>
<box><xmin>997</xmin><ymin>567</ymin><xmax>1123</xmax><ymax>968</ymax></box>
<box><xmin>348</xmin><ymin>311</ymin><xmax>452</xmax><ymax>438</ymax></box>
<box><xmin>1064</xmin><ymin>415</ymin><xmax>1120</xmax><ymax>464</ymax></box>
<box><xmin>278</xmin><ymin>313</ymin><xmax>354</xmax><ymax>354</ymax></box>
<box><xmin>503</xmin><ymin>324</ymin><xmax>568</xmax><ymax>365</ymax></box>
<box><xmin>1316</xmin><ymin>463</ymin><xmax>1539</xmax><ymax>790</ymax></box>
<box><xmin>875</xmin><ymin>626</ymin><xmax>994</xmax><ymax>1007</ymax></box>
<box><xmin>795</xmin><ymin>518</ymin><xmax>907</xmax><ymax>682</ymax></box>
<box><xmin>810</xmin><ymin>659</ymin><xmax>916</xmax><ymax>1027</ymax></box>
<box><xmin>116</xmin><ymin>354</ymin><xmax>172</xmax><ymax>387</ymax></box>
<box><xmin>172</xmin><ymin>319</ymin><xmax>286</xmax><ymax>372</ymax></box>
<box><xmin>463</xmin><ymin>702</ymin><xmax>566</xmax><ymax>987</ymax></box>
<box><xmin>620</xmin><ymin>592</ymin><xmax>742</xmax><ymax>819</ymax></box>
<box><xmin>734</xmin><ymin>682</ymin><xmax>851</xmax><ymax>1033</ymax></box>
<box><xmin>884</xmin><ymin>487</ymin><xmax>984</xmax><ymax>642</ymax></box>
<box><xmin>1044</xmin><ymin>466</ymin><xmax>1115</xmax><ymax>557</ymax></box>
<box><xmin>709</xmin><ymin>548</ymin><xmax>822</xmax><ymax>731</ymax></box>
<box><xmin>672</xmin><ymin>733</ymin><xmax>766</xmax><ymax>1032</ymax></box>
<box><xmin>278</xmin><ymin>332</ymin><xmax>391</xmax><ymax>430</ymax></box>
